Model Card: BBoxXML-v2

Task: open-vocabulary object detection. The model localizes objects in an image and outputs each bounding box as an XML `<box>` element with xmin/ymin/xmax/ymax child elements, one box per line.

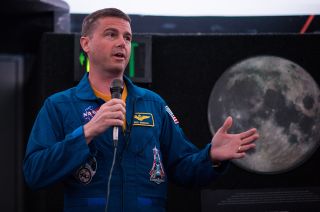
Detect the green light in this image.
<box><xmin>129</xmin><ymin>42</ymin><xmax>139</xmax><ymax>78</ymax></box>
<box><xmin>79</xmin><ymin>52</ymin><xmax>86</xmax><ymax>66</ymax></box>
<box><xmin>79</xmin><ymin>51</ymin><xmax>89</xmax><ymax>72</ymax></box>
<box><xmin>86</xmin><ymin>59</ymin><xmax>90</xmax><ymax>72</ymax></box>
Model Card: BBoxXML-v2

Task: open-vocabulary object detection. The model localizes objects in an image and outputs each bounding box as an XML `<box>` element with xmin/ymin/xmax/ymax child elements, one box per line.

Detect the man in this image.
<box><xmin>23</xmin><ymin>8</ymin><xmax>259</xmax><ymax>212</ymax></box>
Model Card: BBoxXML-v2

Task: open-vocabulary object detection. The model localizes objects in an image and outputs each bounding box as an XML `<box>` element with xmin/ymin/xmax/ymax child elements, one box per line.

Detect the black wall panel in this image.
<box><xmin>149</xmin><ymin>34</ymin><xmax>320</xmax><ymax>211</ymax></box>
<box><xmin>24</xmin><ymin>33</ymin><xmax>77</xmax><ymax>212</ymax></box>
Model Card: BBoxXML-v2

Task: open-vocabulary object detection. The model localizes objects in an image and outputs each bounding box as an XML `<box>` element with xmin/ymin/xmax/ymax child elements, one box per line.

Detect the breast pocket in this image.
<box><xmin>128</xmin><ymin>125</ymin><xmax>167</xmax><ymax>193</ymax></box>
<box><xmin>128</xmin><ymin>125</ymin><xmax>160</xmax><ymax>159</ymax></box>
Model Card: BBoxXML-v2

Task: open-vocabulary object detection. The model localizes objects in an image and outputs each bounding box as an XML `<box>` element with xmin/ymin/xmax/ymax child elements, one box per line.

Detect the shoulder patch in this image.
<box><xmin>165</xmin><ymin>106</ymin><xmax>179</xmax><ymax>124</ymax></box>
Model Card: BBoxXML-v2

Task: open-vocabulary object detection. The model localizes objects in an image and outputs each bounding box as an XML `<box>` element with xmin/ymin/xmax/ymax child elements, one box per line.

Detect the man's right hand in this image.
<box><xmin>83</xmin><ymin>99</ymin><xmax>126</xmax><ymax>144</ymax></box>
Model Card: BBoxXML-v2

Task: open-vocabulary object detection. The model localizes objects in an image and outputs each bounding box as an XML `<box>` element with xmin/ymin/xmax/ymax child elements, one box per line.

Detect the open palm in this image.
<box><xmin>210</xmin><ymin>116</ymin><xmax>259</xmax><ymax>162</ymax></box>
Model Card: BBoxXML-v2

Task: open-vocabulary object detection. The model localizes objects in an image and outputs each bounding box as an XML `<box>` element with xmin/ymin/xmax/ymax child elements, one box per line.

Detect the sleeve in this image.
<box><xmin>23</xmin><ymin>98</ymin><xmax>90</xmax><ymax>190</ymax></box>
<box><xmin>159</xmin><ymin>103</ymin><xmax>228</xmax><ymax>187</ymax></box>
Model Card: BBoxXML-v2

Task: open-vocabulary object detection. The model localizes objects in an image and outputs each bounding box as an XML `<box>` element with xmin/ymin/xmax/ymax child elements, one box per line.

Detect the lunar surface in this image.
<box><xmin>208</xmin><ymin>56</ymin><xmax>320</xmax><ymax>174</ymax></box>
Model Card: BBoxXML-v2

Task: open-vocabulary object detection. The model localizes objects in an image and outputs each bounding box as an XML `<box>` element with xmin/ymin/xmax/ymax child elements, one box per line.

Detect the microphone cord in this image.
<box><xmin>105</xmin><ymin>142</ymin><xmax>118</xmax><ymax>212</ymax></box>
<box><xmin>106</xmin><ymin>79</ymin><xmax>123</xmax><ymax>211</ymax></box>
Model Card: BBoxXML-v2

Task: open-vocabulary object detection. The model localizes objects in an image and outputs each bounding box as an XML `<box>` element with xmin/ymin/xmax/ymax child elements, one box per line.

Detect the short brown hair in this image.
<box><xmin>81</xmin><ymin>8</ymin><xmax>131</xmax><ymax>36</ymax></box>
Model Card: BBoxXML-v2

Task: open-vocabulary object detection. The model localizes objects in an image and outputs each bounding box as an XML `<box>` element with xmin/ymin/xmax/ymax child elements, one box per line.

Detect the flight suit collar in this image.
<box><xmin>75</xmin><ymin>73</ymin><xmax>146</xmax><ymax>101</ymax></box>
<box><xmin>75</xmin><ymin>73</ymin><xmax>98</xmax><ymax>101</ymax></box>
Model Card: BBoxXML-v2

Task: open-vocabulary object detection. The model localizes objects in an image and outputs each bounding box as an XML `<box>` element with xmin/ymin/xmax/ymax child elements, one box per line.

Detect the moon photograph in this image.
<box><xmin>208</xmin><ymin>55</ymin><xmax>320</xmax><ymax>174</ymax></box>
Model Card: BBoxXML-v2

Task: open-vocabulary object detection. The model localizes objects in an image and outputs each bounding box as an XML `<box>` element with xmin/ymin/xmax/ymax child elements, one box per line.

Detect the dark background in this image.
<box><xmin>1</xmin><ymin>1</ymin><xmax>320</xmax><ymax>212</ymax></box>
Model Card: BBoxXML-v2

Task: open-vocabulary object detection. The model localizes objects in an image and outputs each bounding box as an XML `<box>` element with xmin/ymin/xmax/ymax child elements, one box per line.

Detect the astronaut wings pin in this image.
<box><xmin>149</xmin><ymin>146</ymin><xmax>166</xmax><ymax>184</ymax></box>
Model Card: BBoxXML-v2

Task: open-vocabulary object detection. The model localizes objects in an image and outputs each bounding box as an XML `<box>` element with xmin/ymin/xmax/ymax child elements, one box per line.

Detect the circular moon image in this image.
<box><xmin>208</xmin><ymin>55</ymin><xmax>320</xmax><ymax>174</ymax></box>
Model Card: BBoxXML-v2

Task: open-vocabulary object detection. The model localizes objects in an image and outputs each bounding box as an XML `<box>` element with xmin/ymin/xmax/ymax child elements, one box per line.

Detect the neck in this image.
<box><xmin>88</xmin><ymin>69</ymin><xmax>123</xmax><ymax>95</ymax></box>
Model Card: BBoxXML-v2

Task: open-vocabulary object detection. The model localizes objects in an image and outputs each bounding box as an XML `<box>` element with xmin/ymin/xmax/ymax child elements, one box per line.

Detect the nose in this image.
<box><xmin>116</xmin><ymin>36</ymin><xmax>127</xmax><ymax>48</ymax></box>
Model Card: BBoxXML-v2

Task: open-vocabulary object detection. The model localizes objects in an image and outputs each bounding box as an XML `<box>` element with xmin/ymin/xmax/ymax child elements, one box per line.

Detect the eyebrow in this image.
<box><xmin>103</xmin><ymin>27</ymin><xmax>132</xmax><ymax>37</ymax></box>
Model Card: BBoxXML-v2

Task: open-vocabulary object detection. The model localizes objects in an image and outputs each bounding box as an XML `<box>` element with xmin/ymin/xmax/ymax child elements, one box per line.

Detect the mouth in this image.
<box><xmin>113</xmin><ymin>52</ymin><xmax>126</xmax><ymax>60</ymax></box>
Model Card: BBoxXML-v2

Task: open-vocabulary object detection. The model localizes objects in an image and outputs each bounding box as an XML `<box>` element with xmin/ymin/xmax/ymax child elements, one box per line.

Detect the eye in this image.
<box><xmin>125</xmin><ymin>35</ymin><xmax>132</xmax><ymax>42</ymax></box>
<box><xmin>105</xmin><ymin>30</ymin><xmax>118</xmax><ymax>40</ymax></box>
<box><xmin>106</xmin><ymin>32</ymin><xmax>116</xmax><ymax>38</ymax></box>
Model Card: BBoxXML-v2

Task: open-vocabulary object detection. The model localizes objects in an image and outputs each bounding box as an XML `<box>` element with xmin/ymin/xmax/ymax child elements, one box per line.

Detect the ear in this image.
<box><xmin>80</xmin><ymin>36</ymin><xmax>90</xmax><ymax>53</ymax></box>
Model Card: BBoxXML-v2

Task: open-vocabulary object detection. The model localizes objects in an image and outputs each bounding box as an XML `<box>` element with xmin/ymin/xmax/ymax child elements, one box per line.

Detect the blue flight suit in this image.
<box><xmin>24</xmin><ymin>74</ymin><xmax>225</xmax><ymax>212</ymax></box>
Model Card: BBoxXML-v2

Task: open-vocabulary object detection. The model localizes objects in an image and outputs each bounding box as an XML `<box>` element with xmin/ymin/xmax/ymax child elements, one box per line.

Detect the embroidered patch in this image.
<box><xmin>75</xmin><ymin>156</ymin><xmax>97</xmax><ymax>185</ymax></box>
<box><xmin>82</xmin><ymin>105</ymin><xmax>99</xmax><ymax>122</ymax></box>
<box><xmin>76</xmin><ymin>167</ymin><xmax>92</xmax><ymax>184</ymax></box>
<box><xmin>149</xmin><ymin>146</ymin><xmax>166</xmax><ymax>184</ymax></box>
<box><xmin>133</xmin><ymin>112</ymin><xmax>155</xmax><ymax>127</ymax></box>
<box><xmin>165</xmin><ymin>106</ymin><xmax>179</xmax><ymax>124</ymax></box>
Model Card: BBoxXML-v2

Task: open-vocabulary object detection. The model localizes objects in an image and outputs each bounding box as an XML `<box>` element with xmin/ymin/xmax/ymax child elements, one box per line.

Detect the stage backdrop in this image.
<box><xmin>27</xmin><ymin>33</ymin><xmax>320</xmax><ymax>212</ymax></box>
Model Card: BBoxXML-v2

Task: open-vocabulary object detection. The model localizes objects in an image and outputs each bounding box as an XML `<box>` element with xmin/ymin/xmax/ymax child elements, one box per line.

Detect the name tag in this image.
<box><xmin>133</xmin><ymin>112</ymin><xmax>154</xmax><ymax>127</ymax></box>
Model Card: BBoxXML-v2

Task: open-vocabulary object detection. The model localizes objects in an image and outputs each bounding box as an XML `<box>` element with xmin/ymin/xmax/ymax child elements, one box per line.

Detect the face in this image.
<box><xmin>81</xmin><ymin>17</ymin><xmax>132</xmax><ymax>77</ymax></box>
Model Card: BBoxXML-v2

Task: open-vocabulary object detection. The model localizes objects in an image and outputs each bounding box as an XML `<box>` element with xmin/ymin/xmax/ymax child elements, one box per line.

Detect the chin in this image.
<box><xmin>107</xmin><ymin>67</ymin><xmax>125</xmax><ymax>77</ymax></box>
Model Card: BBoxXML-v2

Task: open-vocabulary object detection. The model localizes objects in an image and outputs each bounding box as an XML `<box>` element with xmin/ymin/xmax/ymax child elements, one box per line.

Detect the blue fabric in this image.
<box><xmin>137</xmin><ymin>196</ymin><xmax>166</xmax><ymax>207</ymax></box>
<box><xmin>88</xmin><ymin>197</ymin><xmax>106</xmax><ymax>206</ymax></box>
<box><xmin>24</xmin><ymin>73</ymin><xmax>226</xmax><ymax>211</ymax></box>
<box><xmin>138</xmin><ymin>197</ymin><xmax>153</xmax><ymax>206</ymax></box>
<box><xmin>64</xmin><ymin>196</ymin><xmax>106</xmax><ymax>207</ymax></box>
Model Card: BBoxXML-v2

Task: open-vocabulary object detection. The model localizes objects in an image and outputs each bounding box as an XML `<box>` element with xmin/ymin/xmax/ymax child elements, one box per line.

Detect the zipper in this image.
<box><xmin>120</xmin><ymin>98</ymin><xmax>136</xmax><ymax>211</ymax></box>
